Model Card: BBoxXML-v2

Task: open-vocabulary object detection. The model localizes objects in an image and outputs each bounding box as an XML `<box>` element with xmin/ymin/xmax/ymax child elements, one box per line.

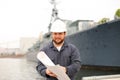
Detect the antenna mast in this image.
<box><xmin>48</xmin><ymin>0</ymin><xmax>59</xmax><ymax>32</ymax></box>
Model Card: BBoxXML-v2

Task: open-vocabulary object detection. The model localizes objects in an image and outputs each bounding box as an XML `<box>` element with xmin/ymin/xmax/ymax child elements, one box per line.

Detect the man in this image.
<box><xmin>36</xmin><ymin>19</ymin><xmax>81</xmax><ymax>80</ymax></box>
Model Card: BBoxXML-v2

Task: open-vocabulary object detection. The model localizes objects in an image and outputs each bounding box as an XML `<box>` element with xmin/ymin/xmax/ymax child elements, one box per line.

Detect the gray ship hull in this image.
<box><xmin>66</xmin><ymin>19</ymin><xmax>120</xmax><ymax>67</ymax></box>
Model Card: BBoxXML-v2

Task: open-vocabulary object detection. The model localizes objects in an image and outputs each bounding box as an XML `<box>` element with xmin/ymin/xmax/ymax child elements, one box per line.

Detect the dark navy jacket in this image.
<box><xmin>36</xmin><ymin>40</ymin><xmax>81</xmax><ymax>80</ymax></box>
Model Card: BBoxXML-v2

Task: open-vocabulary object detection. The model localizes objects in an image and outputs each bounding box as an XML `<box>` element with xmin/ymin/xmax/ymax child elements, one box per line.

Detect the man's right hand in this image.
<box><xmin>46</xmin><ymin>68</ymin><xmax>57</xmax><ymax>78</ymax></box>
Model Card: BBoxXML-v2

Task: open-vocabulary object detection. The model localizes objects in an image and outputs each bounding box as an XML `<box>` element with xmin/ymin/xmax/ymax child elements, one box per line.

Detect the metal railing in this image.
<box><xmin>82</xmin><ymin>74</ymin><xmax>120</xmax><ymax>80</ymax></box>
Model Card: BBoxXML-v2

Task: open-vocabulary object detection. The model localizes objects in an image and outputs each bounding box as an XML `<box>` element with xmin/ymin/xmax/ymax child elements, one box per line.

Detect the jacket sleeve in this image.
<box><xmin>66</xmin><ymin>46</ymin><xmax>81</xmax><ymax>78</ymax></box>
<box><xmin>36</xmin><ymin>60</ymin><xmax>50</xmax><ymax>78</ymax></box>
<box><xmin>36</xmin><ymin>61</ymin><xmax>46</xmax><ymax>77</ymax></box>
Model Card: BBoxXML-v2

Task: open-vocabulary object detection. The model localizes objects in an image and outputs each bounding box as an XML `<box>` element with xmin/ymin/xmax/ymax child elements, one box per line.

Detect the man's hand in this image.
<box><xmin>45</xmin><ymin>65</ymin><xmax>67</xmax><ymax>78</ymax></box>
<box><xmin>59</xmin><ymin>66</ymin><xmax>67</xmax><ymax>73</ymax></box>
<box><xmin>46</xmin><ymin>68</ymin><xmax>57</xmax><ymax>77</ymax></box>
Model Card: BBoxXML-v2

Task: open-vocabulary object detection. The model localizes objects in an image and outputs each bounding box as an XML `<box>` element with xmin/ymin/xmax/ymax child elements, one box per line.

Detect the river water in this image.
<box><xmin>0</xmin><ymin>57</ymin><xmax>120</xmax><ymax>80</ymax></box>
<box><xmin>0</xmin><ymin>57</ymin><xmax>45</xmax><ymax>80</ymax></box>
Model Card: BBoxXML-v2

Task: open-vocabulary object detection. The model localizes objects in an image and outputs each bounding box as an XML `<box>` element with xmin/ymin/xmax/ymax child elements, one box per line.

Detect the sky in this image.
<box><xmin>0</xmin><ymin>0</ymin><xmax>120</xmax><ymax>48</ymax></box>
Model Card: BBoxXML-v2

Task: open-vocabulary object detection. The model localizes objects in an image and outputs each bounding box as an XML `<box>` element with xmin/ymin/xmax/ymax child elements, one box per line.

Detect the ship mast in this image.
<box><xmin>48</xmin><ymin>0</ymin><xmax>59</xmax><ymax>32</ymax></box>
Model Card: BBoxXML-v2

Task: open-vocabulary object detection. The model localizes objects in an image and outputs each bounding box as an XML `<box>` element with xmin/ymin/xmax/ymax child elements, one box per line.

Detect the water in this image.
<box><xmin>0</xmin><ymin>57</ymin><xmax>44</xmax><ymax>80</ymax></box>
<box><xmin>0</xmin><ymin>57</ymin><xmax>120</xmax><ymax>80</ymax></box>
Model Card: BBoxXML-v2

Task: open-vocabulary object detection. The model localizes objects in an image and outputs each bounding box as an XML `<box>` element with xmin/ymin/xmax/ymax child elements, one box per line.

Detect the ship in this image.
<box><xmin>27</xmin><ymin>19</ymin><xmax>120</xmax><ymax>67</ymax></box>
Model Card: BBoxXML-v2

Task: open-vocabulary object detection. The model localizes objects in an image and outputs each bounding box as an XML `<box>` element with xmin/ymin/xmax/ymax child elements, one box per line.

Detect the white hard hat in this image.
<box><xmin>50</xmin><ymin>20</ymin><xmax>67</xmax><ymax>32</ymax></box>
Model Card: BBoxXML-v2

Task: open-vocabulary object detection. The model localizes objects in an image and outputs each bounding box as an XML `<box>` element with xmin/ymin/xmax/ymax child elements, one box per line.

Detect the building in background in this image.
<box><xmin>20</xmin><ymin>37</ymin><xmax>38</xmax><ymax>53</ymax></box>
<box><xmin>0</xmin><ymin>47</ymin><xmax>21</xmax><ymax>56</ymax></box>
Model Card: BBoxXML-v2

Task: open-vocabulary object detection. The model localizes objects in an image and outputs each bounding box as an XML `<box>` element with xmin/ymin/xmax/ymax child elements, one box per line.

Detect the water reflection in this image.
<box><xmin>0</xmin><ymin>57</ymin><xmax>44</xmax><ymax>80</ymax></box>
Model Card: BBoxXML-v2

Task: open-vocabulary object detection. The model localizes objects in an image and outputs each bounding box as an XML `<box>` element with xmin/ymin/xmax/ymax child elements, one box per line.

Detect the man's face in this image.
<box><xmin>51</xmin><ymin>32</ymin><xmax>66</xmax><ymax>45</ymax></box>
